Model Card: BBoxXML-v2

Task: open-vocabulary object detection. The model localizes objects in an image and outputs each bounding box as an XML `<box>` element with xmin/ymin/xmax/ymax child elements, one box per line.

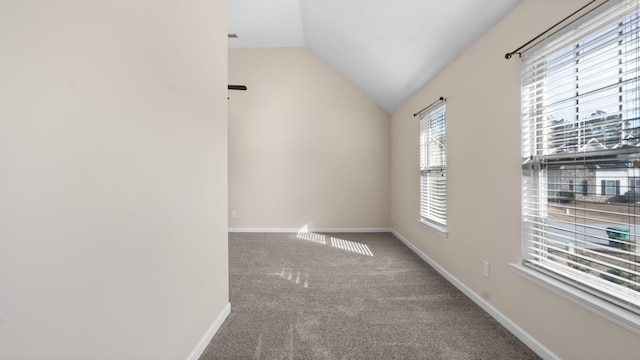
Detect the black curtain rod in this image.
<box><xmin>413</xmin><ymin>97</ymin><xmax>445</xmax><ymax>117</ymax></box>
<box><xmin>505</xmin><ymin>0</ymin><xmax>601</xmax><ymax>59</ymax></box>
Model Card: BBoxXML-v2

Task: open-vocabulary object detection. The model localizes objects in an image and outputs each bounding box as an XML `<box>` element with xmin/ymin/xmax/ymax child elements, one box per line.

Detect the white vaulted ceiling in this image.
<box><xmin>228</xmin><ymin>0</ymin><xmax>522</xmax><ymax>113</ymax></box>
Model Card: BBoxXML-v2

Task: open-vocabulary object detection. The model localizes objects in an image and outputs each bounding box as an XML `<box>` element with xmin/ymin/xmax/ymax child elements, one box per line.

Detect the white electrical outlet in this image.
<box><xmin>231</xmin><ymin>210</ymin><xmax>237</xmax><ymax>218</ymax></box>
<box><xmin>483</xmin><ymin>261</ymin><xmax>490</xmax><ymax>278</ymax></box>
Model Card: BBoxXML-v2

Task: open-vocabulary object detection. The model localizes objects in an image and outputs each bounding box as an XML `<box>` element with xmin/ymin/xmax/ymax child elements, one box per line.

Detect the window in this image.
<box><xmin>419</xmin><ymin>101</ymin><xmax>447</xmax><ymax>234</ymax></box>
<box><xmin>602</xmin><ymin>180</ymin><xmax>621</xmax><ymax>195</ymax></box>
<box><xmin>521</xmin><ymin>0</ymin><xmax>640</xmax><ymax>317</ymax></box>
<box><xmin>567</xmin><ymin>179</ymin><xmax>589</xmax><ymax>196</ymax></box>
<box><xmin>575</xmin><ymin>179</ymin><xmax>588</xmax><ymax>196</ymax></box>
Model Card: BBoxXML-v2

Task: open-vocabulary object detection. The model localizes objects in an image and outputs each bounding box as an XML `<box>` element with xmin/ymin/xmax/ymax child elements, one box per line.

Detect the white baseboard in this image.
<box><xmin>187</xmin><ymin>302</ymin><xmax>231</xmax><ymax>360</ymax></box>
<box><xmin>229</xmin><ymin>227</ymin><xmax>392</xmax><ymax>233</ymax></box>
<box><xmin>389</xmin><ymin>229</ymin><xmax>558</xmax><ymax>360</ymax></box>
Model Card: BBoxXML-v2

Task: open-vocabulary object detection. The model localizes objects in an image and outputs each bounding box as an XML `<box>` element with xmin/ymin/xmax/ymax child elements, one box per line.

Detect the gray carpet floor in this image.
<box><xmin>199</xmin><ymin>232</ymin><xmax>540</xmax><ymax>360</ymax></box>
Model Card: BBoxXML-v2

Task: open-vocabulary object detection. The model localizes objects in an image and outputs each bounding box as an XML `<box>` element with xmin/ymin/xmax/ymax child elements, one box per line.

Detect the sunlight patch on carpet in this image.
<box><xmin>296</xmin><ymin>226</ymin><xmax>374</xmax><ymax>257</ymax></box>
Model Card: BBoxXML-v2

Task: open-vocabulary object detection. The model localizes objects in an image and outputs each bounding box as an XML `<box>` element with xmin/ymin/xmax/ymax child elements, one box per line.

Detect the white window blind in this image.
<box><xmin>521</xmin><ymin>0</ymin><xmax>640</xmax><ymax>314</ymax></box>
<box><xmin>419</xmin><ymin>102</ymin><xmax>447</xmax><ymax>231</ymax></box>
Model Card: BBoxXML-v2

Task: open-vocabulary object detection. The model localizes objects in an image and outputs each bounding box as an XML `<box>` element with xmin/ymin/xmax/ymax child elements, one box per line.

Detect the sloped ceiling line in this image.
<box><xmin>229</xmin><ymin>0</ymin><xmax>523</xmax><ymax>114</ymax></box>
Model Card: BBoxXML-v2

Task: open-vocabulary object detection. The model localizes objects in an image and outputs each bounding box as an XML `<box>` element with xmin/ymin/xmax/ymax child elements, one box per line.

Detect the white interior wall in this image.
<box><xmin>390</xmin><ymin>0</ymin><xmax>640</xmax><ymax>358</ymax></box>
<box><xmin>228</xmin><ymin>48</ymin><xmax>390</xmax><ymax>230</ymax></box>
<box><xmin>0</xmin><ymin>1</ymin><xmax>229</xmax><ymax>359</ymax></box>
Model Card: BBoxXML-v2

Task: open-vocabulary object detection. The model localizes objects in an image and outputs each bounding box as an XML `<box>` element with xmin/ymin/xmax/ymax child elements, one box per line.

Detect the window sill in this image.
<box><xmin>511</xmin><ymin>263</ymin><xmax>640</xmax><ymax>335</ymax></box>
<box><xmin>417</xmin><ymin>218</ymin><xmax>448</xmax><ymax>238</ymax></box>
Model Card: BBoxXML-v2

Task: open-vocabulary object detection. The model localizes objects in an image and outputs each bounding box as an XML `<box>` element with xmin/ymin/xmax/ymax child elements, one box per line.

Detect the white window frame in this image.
<box><xmin>519</xmin><ymin>0</ymin><xmax>640</xmax><ymax>333</ymax></box>
<box><xmin>418</xmin><ymin>101</ymin><xmax>447</xmax><ymax>236</ymax></box>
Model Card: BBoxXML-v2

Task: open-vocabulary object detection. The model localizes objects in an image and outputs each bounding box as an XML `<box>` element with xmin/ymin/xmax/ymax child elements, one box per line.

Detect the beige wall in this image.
<box><xmin>0</xmin><ymin>1</ymin><xmax>229</xmax><ymax>359</ymax></box>
<box><xmin>228</xmin><ymin>48</ymin><xmax>390</xmax><ymax>230</ymax></box>
<box><xmin>391</xmin><ymin>0</ymin><xmax>640</xmax><ymax>359</ymax></box>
